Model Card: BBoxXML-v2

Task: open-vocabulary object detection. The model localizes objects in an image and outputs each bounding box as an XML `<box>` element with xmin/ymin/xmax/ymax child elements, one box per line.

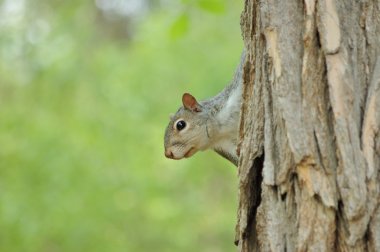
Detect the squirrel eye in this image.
<box><xmin>176</xmin><ymin>120</ymin><xmax>186</xmax><ymax>131</ymax></box>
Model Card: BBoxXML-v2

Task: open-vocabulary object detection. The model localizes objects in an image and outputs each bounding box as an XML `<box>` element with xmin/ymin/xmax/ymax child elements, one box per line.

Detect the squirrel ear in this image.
<box><xmin>182</xmin><ymin>93</ymin><xmax>202</xmax><ymax>112</ymax></box>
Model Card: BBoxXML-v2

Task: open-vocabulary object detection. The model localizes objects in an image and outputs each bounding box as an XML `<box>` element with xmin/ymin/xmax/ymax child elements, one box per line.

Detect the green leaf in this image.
<box><xmin>197</xmin><ymin>0</ymin><xmax>225</xmax><ymax>14</ymax></box>
<box><xmin>169</xmin><ymin>13</ymin><xmax>189</xmax><ymax>39</ymax></box>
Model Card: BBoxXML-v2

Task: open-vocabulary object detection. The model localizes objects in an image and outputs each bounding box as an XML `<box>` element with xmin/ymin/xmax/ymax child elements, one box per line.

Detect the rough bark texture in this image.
<box><xmin>236</xmin><ymin>0</ymin><xmax>380</xmax><ymax>251</ymax></box>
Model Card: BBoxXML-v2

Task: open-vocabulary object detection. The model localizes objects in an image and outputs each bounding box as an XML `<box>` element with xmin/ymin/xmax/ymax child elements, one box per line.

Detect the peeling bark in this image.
<box><xmin>236</xmin><ymin>0</ymin><xmax>380</xmax><ymax>251</ymax></box>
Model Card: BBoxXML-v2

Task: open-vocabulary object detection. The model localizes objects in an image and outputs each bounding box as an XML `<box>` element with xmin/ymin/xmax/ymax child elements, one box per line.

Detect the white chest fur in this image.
<box><xmin>216</xmin><ymin>84</ymin><xmax>242</xmax><ymax>124</ymax></box>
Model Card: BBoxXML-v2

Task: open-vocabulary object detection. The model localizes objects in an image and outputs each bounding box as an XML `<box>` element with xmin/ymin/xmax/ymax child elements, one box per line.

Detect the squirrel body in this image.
<box><xmin>164</xmin><ymin>52</ymin><xmax>245</xmax><ymax>166</ymax></box>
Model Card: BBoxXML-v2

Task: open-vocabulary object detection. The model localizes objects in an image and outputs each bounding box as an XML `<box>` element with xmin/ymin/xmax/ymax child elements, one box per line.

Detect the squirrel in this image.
<box><xmin>164</xmin><ymin>51</ymin><xmax>245</xmax><ymax>166</ymax></box>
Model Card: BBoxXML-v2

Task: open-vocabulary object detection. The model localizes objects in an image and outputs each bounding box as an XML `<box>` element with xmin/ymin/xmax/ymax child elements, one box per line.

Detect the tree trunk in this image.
<box><xmin>236</xmin><ymin>0</ymin><xmax>380</xmax><ymax>251</ymax></box>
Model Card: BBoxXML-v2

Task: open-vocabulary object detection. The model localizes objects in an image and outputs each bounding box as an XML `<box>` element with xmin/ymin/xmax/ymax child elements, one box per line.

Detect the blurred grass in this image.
<box><xmin>0</xmin><ymin>0</ymin><xmax>243</xmax><ymax>251</ymax></box>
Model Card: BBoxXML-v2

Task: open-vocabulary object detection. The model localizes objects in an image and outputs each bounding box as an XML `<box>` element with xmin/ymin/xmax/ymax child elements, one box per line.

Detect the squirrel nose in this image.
<box><xmin>165</xmin><ymin>149</ymin><xmax>174</xmax><ymax>159</ymax></box>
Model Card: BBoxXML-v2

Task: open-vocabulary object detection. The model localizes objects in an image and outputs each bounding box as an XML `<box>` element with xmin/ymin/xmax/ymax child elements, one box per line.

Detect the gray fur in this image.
<box><xmin>164</xmin><ymin>51</ymin><xmax>245</xmax><ymax>166</ymax></box>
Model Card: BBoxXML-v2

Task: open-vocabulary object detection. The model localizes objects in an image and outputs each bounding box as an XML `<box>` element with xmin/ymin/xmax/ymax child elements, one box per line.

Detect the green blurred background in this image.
<box><xmin>0</xmin><ymin>0</ymin><xmax>243</xmax><ymax>251</ymax></box>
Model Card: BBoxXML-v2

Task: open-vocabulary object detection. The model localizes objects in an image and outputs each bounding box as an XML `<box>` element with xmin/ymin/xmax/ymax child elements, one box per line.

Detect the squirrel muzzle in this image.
<box><xmin>165</xmin><ymin>146</ymin><xmax>197</xmax><ymax>160</ymax></box>
<box><xmin>165</xmin><ymin>149</ymin><xmax>175</xmax><ymax>159</ymax></box>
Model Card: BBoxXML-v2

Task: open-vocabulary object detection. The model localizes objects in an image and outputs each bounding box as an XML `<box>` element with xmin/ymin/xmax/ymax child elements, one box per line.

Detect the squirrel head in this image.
<box><xmin>164</xmin><ymin>93</ymin><xmax>211</xmax><ymax>160</ymax></box>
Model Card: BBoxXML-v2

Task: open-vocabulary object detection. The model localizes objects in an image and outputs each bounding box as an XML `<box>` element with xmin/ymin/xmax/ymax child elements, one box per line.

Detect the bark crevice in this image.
<box><xmin>237</xmin><ymin>0</ymin><xmax>380</xmax><ymax>251</ymax></box>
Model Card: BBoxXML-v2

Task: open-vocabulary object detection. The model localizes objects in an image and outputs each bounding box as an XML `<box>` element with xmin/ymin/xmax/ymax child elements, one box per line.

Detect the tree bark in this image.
<box><xmin>236</xmin><ymin>0</ymin><xmax>380</xmax><ymax>251</ymax></box>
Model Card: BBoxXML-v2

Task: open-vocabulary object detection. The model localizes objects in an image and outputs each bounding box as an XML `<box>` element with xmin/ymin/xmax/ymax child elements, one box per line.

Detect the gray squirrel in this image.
<box><xmin>164</xmin><ymin>51</ymin><xmax>246</xmax><ymax>166</ymax></box>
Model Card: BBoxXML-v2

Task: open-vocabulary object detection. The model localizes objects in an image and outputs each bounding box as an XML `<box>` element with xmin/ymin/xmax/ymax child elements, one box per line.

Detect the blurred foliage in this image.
<box><xmin>0</xmin><ymin>0</ymin><xmax>243</xmax><ymax>251</ymax></box>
